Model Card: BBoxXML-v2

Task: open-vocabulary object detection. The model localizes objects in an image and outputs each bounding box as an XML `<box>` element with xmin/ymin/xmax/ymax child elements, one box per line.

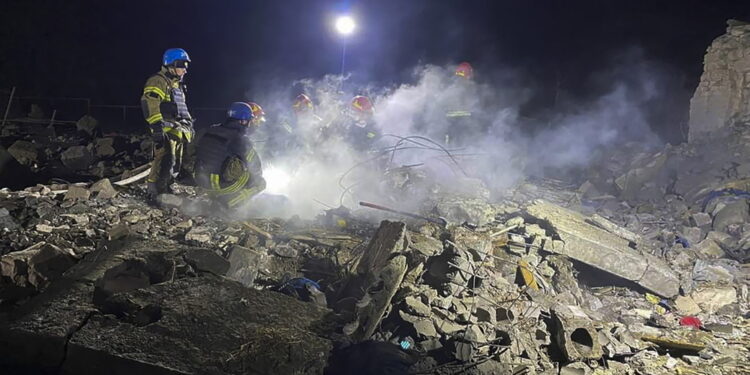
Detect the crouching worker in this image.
<box><xmin>194</xmin><ymin>102</ymin><xmax>266</xmax><ymax>214</ymax></box>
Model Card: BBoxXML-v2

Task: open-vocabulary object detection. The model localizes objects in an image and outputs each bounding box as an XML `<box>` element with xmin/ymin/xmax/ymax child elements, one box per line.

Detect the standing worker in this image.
<box><xmin>194</xmin><ymin>102</ymin><xmax>266</xmax><ymax>214</ymax></box>
<box><xmin>345</xmin><ymin>95</ymin><xmax>380</xmax><ymax>150</ymax></box>
<box><xmin>141</xmin><ymin>48</ymin><xmax>195</xmax><ymax>204</ymax></box>
<box><xmin>445</xmin><ymin>61</ymin><xmax>476</xmax><ymax>146</ymax></box>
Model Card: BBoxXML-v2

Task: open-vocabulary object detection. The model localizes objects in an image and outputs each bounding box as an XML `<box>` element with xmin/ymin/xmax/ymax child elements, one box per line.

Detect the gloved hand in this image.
<box><xmin>177</xmin><ymin>119</ymin><xmax>195</xmax><ymax>143</ymax></box>
<box><xmin>150</xmin><ymin>122</ymin><xmax>168</xmax><ymax>147</ymax></box>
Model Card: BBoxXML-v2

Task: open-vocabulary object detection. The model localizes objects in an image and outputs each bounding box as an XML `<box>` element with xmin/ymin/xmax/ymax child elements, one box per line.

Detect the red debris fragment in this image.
<box><xmin>679</xmin><ymin>316</ymin><xmax>702</xmax><ymax>330</ymax></box>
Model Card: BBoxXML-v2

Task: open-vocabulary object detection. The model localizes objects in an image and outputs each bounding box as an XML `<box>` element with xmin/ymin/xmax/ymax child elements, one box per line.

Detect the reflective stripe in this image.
<box><xmin>146</xmin><ymin>113</ymin><xmax>163</xmax><ymax>124</ymax></box>
<box><xmin>224</xmin><ymin>172</ymin><xmax>249</xmax><ymax>194</ymax></box>
<box><xmin>208</xmin><ymin>171</ymin><xmax>250</xmax><ymax>195</ymax></box>
<box><xmin>210</xmin><ymin>174</ymin><xmax>221</xmax><ymax>190</ymax></box>
<box><xmin>228</xmin><ymin>186</ymin><xmax>259</xmax><ymax>207</ymax></box>
<box><xmin>366</xmin><ymin>132</ymin><xmax>376</xmax><ymax>138</ymax></box>
<box><xmin>144</xmin><ymin>86</ymin><xmax>167</xmax><ymax>100</ymax></box>
<box><xmin>446</xmin><ymin>110</ymin><xmax>472</xmax><ymax>118</ymax></box>
<box><xmin>163</xmin><ymin>126</ymin><xmax>183</xmax><ymax>139</ymax></box>
<box><xmin>245</xmin><ymin>149</ymin><xmax>256</xmax><ymax>163</ymax></box>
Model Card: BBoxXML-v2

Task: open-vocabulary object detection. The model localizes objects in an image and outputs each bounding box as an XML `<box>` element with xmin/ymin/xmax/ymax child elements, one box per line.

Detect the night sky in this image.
<box><xmin>1</xmin><ymin>1</ymin><xmax>749</xmax><ymax>140</ymax></box>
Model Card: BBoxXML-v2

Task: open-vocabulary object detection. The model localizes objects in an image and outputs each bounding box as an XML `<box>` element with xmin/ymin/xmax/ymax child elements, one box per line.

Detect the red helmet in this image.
<box><xmin>292</xmin><ymin>94</ymin><xmax>313</xmax><ymax>114</ymax></box>
<box><xmin>351</xmin><ymin>95</ymin><xmax>374</xmax><ymax>114</ymax></box>
<box><xmin>455</xmin><ymin>62</ymin><xmax>473</xmax><ymax>80</ymax></box>
<box><xmin>246</xmin><ymin>102</ymin><xmax>266</xmax><ymax>125</ymax></box>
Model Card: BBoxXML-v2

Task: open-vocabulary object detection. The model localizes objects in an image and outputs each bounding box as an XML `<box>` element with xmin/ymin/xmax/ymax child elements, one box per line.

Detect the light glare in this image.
<box><xmin>335</xmin><ymin>15</ymin><xmax>356</xmax><ymax>36</ymax></box>
<box><xmin>263</xmin><ymin>164</ymin><xmax>292</xmax><ymax>195</ymax></box>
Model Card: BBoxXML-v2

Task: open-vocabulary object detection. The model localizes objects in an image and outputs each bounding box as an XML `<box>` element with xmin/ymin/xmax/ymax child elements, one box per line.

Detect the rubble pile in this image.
<box><xmin>1</xmin><ymin>165</ymin><xmax>747</xmax><ymax>374</ymax></box>
<box><xmin>335</xmin><ymin>199</ymin><xmax>748</xmax><ymax>374</ymax></box>
<box><xmin>0</xmin><ymin>114</ymin><xmax>151</xmax><ymax>187</ymax></box>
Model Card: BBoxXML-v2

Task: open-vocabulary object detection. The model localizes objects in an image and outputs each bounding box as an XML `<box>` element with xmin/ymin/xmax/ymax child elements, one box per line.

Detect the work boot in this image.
<box><xmin>146</xmin><ymin>182</ymin><xmax>160</xmax><ymax>206</ymax></box>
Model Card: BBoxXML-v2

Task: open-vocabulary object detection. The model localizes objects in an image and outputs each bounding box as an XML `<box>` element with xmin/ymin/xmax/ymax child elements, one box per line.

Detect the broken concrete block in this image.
<box><xmin>184</xmin><ymin>249</ymin><xmax>230</xmax><ymax>276</ymax></box>
<box><xmin>107</xmin><ymin>223</ymin><xmax>130</xmax><ymax>241</ymax></box>
<box><xmin>27</xmin><ymin>244</ymin><xmax>78</xmax><ymax>288</ymax></box>
<box><xmin>680</xmin><ymin>226</ymin><xmax>704</xmax><ymax>245</ymax></box>
<box><xmin>356</xmin><ymin>220</ymin><xmax>409</xmax><ymax>275</ymax></box>
<box><xmin>690</xmin><ymin>286</ymin><xmax>737</xmax><ymax>313</ymax></box>
<box><xmin>692</xmin><ymin>259</ymin><xmax>736</xmax><ymax>284</ymax></box>
<box><xmin>90</xmin><ymin>178</ymin><xmax>118</xmax><ymax>199</ymax></box>
<box><xmin>226</xmin><ymin>245</ymin><xmax>266</xmax><ymax>286</ymax></box>
<box><xmin>691</xmin><ymin>212</ymin><xmax>713</xmax><ymax>228</ymax></box>
<box><xmin>76</xmin><ymin>115</ymin><xmax>98</xmax><ymax>135</ymax></box>
<box><xmin>271</xmin><ymin>244</ymin><xmax>297</xmax><ymax>258</ymax></box>
<box><xmin>712</xmin><ymin>199</ymin><xmax>749</xmax><ymax>232</ymax></box>
<box><xmin>0</xmin><ymin>207</ymin><xmax>19</xmax><ymax>230</ymax></box>
<box><xmin>551</xmin><ymin>305</ymin><xmax>603</xmax><ymax>361</ymax></box>
<box><xmin>614</xmin><ymin>152</ymin><xmax>668</xmax><ymax>200</ymax></box>
<box><xmin>588</xmin><ymin>214</ymin><xmax>641</xmax><ymax>244</ymax></box>
<box><xmin>403</xmin><ymin>296</ymin><xmax>431</xmax><ymax>317</ymax></box>
<box><xmin>94</xmin><ymin>137</ymin><xmax>116</xmax><ymax>158</ymax></box>
<box><xmin>409</xmin><ymin>233</ymin><xmax>443</xmax><ymax>259</ymax></box>
<box><xmin>399</xmin><ymin>310</ymin><xmax>439</xmax><ymax>338</ymax></box>
<box><xmin>434</xmin><ymin>196</ymin><xmax>496</xmax><ymax>226</ymax></box>
<box><xmin>353</xmin><ymin>254</ymin><xmax>408</xmax><ymax>340</ymax></box>
<box><xmin>185</xmin><ymin>226</ymin><xmax>213</xmax><ymax>245</ymax></box>
<box><xmin>61</xmin><ymin>145</ymin><xmax>93</xmax><ymax>170</ymax></box>
<box><xmin>7</xmin><ymin>140</ymin><xmax>38</xmax><ymax>166</ymax></box>
<box><xmin>706</xmin><ymin>231</ymin><xmax>735</xmax><ymax>249</ymax></box>
<box><xmin>64</xmin><ymin>185</ymin><xmax>91</xmax><ymax>201</ymax></box>
<box><xmin>156</xmin><ymin>193</ymin><xmax>183</xmax><ymax>209</ymax></box>
<box><xmin>451</xmin><ymin>226</ymin><xmax>493</xmax><ymax>260</ymax></box>
<box><xmin>526</xmin><ymin>200</ymin><xmax>680</xmax><ymax>297</ymax></box>
<box><xmin>560</xmin><ymin>362</ymin><xmax>591</xmax><ymax>375</ymax></box>
<box><xmin>693</xmin><ymin>238</ymin><xmax>726</xmax><ymax>259</ymax></box>
<box><xmin>674</xmin><ymin>296</ymin><xmax>702</xmax><ymax>315</ymax></box>
<box><xmin>0</xmin><ymin>242</ymin><xmax>77</xmax><ymax>290</ymax></box>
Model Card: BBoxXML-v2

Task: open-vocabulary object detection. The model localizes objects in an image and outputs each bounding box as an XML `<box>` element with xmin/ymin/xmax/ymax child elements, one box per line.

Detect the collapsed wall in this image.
<box><xmin>689</xmin><ymin>19</ymin><xmax>750</xmax><ymax>142</ymax></box>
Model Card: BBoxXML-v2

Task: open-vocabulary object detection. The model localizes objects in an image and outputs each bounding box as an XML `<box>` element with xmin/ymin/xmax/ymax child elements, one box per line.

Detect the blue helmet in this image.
<box><xmin>163</xmin><ymin>48</ymin><xmax>191</xmax><ymax>66</ymax></box>
<box><xmin>227</xmin><ymin>102</ymin><xmax>254</xmax><ymax>120</ymax></box>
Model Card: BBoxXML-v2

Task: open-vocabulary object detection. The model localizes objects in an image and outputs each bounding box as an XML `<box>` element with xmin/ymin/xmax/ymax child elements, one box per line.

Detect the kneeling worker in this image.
<box><xmin>194</xmin><ymin>102</ymin><xmax>266</xmax><ymax>212</ymax></box>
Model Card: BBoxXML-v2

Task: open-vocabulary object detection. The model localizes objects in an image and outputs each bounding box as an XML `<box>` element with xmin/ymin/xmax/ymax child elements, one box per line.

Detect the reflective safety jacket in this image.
<box><xmin>194</xmin><ymin>121</ymin><xmax>263</xmax><ymax>195</ymax></box>
<box><xmin>347</xmin><ymin>120</ymin><xmax>379</xmax><ymax>149</ymax></box>
<box><xmin>141</xmin><ymin>67</ymin><xmax>193</xmax><ymax>139</ymax></box>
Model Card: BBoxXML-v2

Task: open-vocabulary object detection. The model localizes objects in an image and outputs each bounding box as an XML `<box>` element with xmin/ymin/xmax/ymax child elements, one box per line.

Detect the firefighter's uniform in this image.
<box><xmin>347</xmin><ymin>120</ymin><xmax>380</xmax><ymax>150</ymax></box>
<box><xmin>194</xmin><ymin>121</ymin><xmax>265</xmax><ymax>209</ymax></box>
<box><xmin>141</xmin><ymin>66</ymin><xmax>194</xmax><ymax>194</ymax></box>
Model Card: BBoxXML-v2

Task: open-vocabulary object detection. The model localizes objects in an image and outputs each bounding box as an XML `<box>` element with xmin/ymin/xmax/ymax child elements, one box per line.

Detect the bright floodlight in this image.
<box><xmin>335</xmin><ymin>15</ymin><xmax>356</xmax><ymax>36</ymax></box>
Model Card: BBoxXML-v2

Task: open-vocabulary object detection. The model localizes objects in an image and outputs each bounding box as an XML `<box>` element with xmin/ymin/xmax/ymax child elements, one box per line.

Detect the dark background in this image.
<box><xmin>1</xmin><ymin>0</ymin><xmax>749</xmax><ymax>142</ymax></box>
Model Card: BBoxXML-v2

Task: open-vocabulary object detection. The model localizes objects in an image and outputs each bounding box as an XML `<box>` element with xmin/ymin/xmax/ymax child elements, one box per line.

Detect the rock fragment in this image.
<box><xmin>61</xmin><ymin>145</ymin><xmax>93</xmax><ymax>170</ymax></box>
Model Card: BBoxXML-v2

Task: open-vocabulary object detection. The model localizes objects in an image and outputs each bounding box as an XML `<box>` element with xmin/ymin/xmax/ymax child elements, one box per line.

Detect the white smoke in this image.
<box><xmin>238</xmin><ymin>56</ymin><xmax>664</xmax><ymax>219</ymax></box>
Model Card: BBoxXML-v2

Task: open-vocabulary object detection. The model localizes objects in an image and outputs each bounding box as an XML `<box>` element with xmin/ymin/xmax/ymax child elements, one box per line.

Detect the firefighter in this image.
<box><xmin>141</xmin><ymin>48</ymin><xmax>195</xmax><ymax>203</ymax></box>
<box><xmin>263</xmin><ymin>94</ymin><xmax>312</xmax><ymax>160</ymax></box>
<box><xmin>194</xmin><ymin>102</ymin><xmax>266</xmax><ymax>212</ymax></box>
<box><xmin>444</xmin><ymin>61</ymin><xmax>476</xmax><ymax>146</ymax></box>
<box><xmin>454</xmin><ymin>61</ymin><xmax>474</xmax><ymax>80</ymax></box>
<box><xmin>345</xmin><ymin>95</ymin><xmax>380</xmax><ymax>150</ymax></box>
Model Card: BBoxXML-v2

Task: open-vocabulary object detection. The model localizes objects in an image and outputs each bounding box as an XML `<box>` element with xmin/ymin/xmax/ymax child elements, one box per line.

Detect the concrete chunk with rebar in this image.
<box><xmin>525</xmin><ymin>200</ymin><xmax>680</xmax><ymax>297</ymax></box>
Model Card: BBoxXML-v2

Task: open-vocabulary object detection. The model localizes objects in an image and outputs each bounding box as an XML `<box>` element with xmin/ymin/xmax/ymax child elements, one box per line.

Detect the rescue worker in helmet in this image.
<box><xmin>344</xmin><ymin>95</ymin><xmax>380</xmax><ymax>150</ymax></box>
<box><xmin>193</xmin><ymin>102</ymin><xmax>266</xmax><ymax>213</ymax></box>
<box><xmin>264</xmin><ymin>94</ymin><xmax>318</xmax><ymax>159</ymax></box>
<box><xmin>444</xmin><ymin>61</ymin><xmax>476</xmax><ymax>146</ymax></box>
<box><xmin>141</xmin><ymin>48</ymin><xmax>195</xmax><ymax>203</ymax></box>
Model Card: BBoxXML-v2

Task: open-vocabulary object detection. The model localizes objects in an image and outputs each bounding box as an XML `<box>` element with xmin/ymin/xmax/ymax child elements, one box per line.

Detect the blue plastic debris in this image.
<box><xmin>283</xmin><ymin>277</ymin><xmax>321</xmax><ymax>291</ymax></box>
<box><xmin>701</xmin><ymin>188</ymin><xmax>750</xmax><ymax>211</ymax></box>
<box><xmin>675</xmin><ymin>236</ymin><xmax>690</xmax><ymax>248</ymax></box>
